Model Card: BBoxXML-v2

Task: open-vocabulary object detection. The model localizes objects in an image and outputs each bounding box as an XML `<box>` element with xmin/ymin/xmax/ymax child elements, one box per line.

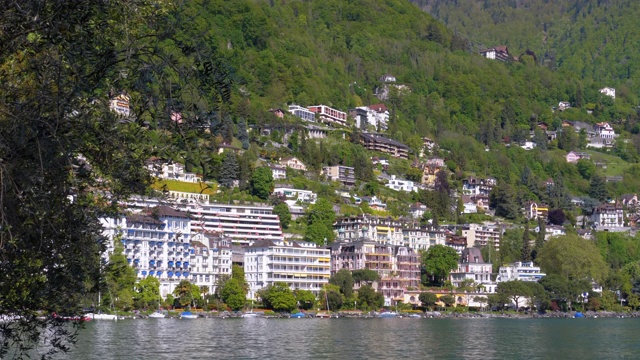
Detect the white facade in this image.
<box><xmin>591</xmin><ymin>205</ymin><xmax>624</xmax><ymax>228</ymax></box>
<box><xmin>462</xmin><ymin>177</ymin><xmax>496</xmax><ymax>196</ymax></box>
<box><xmin>124</xmin><ymin>197</ymin><xmax>284</xmax><ymax>246</ymax></box>
<box><xmin>288</xmin><ymin>104</ymin><xmax>315</xmax><ymax>122</ymax></box>
<box><xmin>385</xmin><ymin>175</ymin><xmax>418</xmax><ymax>193</ymax></box>
<box><xmin>498</xmin><ymin>262</ymin><xmax>545</xmax><ymax>282</ymax></box>
<box><xmin>244</xmin><ymin>240</ymin><xmax>330</xmax><ymax>299</ymax></box>
<box><xmin>449</xmin><ymin>248</ymin><xmax>495</xmax><ymax>292</ymax></box>
<box><xmin>270</xmin><ymin>165</ymin><xmax>287</xmax><ymax>180</ymax></box>
<box><xmin>600</xmin><ymin>87</ymin><xmax>616</xmax><ymax>99</ymax></box>
<box><xmin>102</xmin><ymin>207</ymin><xmax>234</xmax><ymax>298</ymax></box>
<box><xmin>402</xmin><ymin>228</ymin><xmax>446</xmax><ymax>251</ymax></box>
<box><xmin>272</xmin><ymin>187</ymin><xmax>317</xmax><ymax>205</ymax></box>
<box><xmin>594</xmin><ymin>122</ymin><xmax>616</xmax><ymax>139</ymax></box>
<box><xmin>463</xmin><ymin>200</ymin><xmax>478</xmax><ymax>214</ymax></box>
<box><xmin>147</xmin><ymin>161</ymin><xmax>200</xmax><ymax>183</ymax></box>
<box><xmin>307</xmin><ymin>105</ymin><xmax>347</xmax><ymax>127</ymax></box>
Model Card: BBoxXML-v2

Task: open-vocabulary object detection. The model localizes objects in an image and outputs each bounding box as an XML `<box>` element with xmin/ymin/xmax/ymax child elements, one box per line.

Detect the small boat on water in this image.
<box><xmin>148</xmin><ymin>312</ymin><xmax>165</xmax><ymax>319</ymax></box>
<box><xmin>87</xmin><ymin>313</ymin><xmax>118</xmax><ymax>321</ymax></box>
<box><xmin>241</xmin><ymin>312</ymin><xmax>258</xmax><ymax>318</ymax></box>
<box><xmin>180</xmin><ymin>311</ymin><xmax>198</xmax><ymax>319</ymax></box>
<box><xmin>290</xmin><ymin>312</ymin><xmax>305</xmax><ymax>319</ymax></box>
<box><xmin>378</xmin><ymin>312</ymin><xmax>398</xmax><ymax>318</ymax></box>
<box><xmin>408</xmin><ymin>314</ymin><xmax>422</xmax><ymax>319</ymax></box>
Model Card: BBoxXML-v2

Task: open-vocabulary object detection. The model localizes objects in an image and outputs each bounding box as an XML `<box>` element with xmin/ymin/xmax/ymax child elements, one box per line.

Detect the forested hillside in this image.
<box><xmin>158</xmin><ymin>0</ymin><xmax>640</xmax><ymax>199</ymax></box>
<box><xmin>177</xmin><ymin>0</ymin><xmax>631</xmax><ymax>141</ymax></box>
<box><xmin>412</xmin><ymin>0</ymin><xmax>640</xmax><ymax>100</ymax></box>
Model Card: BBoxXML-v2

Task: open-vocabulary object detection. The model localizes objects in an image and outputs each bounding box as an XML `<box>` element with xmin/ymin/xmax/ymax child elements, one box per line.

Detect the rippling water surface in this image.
<box><xmin>61</xmin><ymin>317</ymin><xmax>640</xmax><ymax>359</ymax></box>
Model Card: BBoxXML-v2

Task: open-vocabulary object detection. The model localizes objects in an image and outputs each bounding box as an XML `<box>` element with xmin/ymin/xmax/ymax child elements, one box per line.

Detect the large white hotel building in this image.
<box><xmin>244</xmin><ymin>239</ymin><xmax>331</xmax><ymax>299</ymax></box>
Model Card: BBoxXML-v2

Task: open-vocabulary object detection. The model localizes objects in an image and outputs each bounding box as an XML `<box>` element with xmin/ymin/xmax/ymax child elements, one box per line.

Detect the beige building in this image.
<box><xmin>330</xmin><ymin>239</ymin><xmax>420</xmax><ymax>306</ymax></box>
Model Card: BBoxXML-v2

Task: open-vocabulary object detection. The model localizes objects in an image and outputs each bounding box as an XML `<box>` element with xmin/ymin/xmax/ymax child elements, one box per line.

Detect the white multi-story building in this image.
<box><xmin>334</xmin><ymin>215</ymin><xmax>404</xmax><ymax>246</ymax></box>
<box><xmin>350</xmin><ymin>104</ymin><xmax>390</xmax><ymax>131</ymax></box>
<box><xmin>600</xmin><ymin>87</ymin><xmax>616</xmax><ymax>99</ymax></box>
<box><xmin>498</xmin><ymin>262</ymin><xmax>546</xmax><ymax>283</ymax></box>
<box><xmin>123</xmin><ymin>197</ymin><xmax>284</xmax><ymax>246</ymax></box>
<box><xmin>244</xmin><ymin>239</ymin><xmax>331</xmax><ymax>299</ymax></box>
<box><xmin>147</xmin><ymin>160</ymin><xmax>200</xmax><ymax>183</ymax></box>
<box><xmin>102</xmin><ymin>206</ymin><xmax>236</xmax><ymax>298</ymax></box>
<box><xmin>386</xmin><ymin>175</ymin><xmax>418</xmax><ymax>193</ymax></box>
<box><xmin>402</xmin><ymin>227</ymin><xmax>446</xmax><ymax>251</ymax></box>
<box><xmin>272</xmin><ymin>187</ymin><xmax>317</xmax><ymax>206</ymax></box>
<box><xmin>462</xmin><ymin>177</ymin><xmax>496</xmax><ymax>196</ymax></box>
<box><xmin>591</xmin><ymin>204</ymin><xmax>624</xmax><ymax>229</ymax></box>
<box><xmin>307</xmin><ymin>105</ymin><xmax>347</xmax><ymax>127</ymax></box>
<box><xmin>594</xmin><ymin>122</ymin><xmax>616</xmax><ymax>139</ymax></box>
<box><xmin>449</xmin><ymin>248</ymin><xmax>496</xmax><ymax>293</ymax></box>
<box><xmin>288</xmin><ymin>104</ymin><xmax>316</xmax><ymax>122</ymax></box>
<box><xmin>102</xmin><ymin>206</ymin><xmax>192</xmax><ymax>297</ymax></box>
<box><xmin>334</xmin><ymin>215</ymin><xmax>444</xmax><ymax>251</ymax></box>
<box><xmin>270</xmin><ymin>165</ymin><xmax>287</xmax><ymax>180</ymax></box>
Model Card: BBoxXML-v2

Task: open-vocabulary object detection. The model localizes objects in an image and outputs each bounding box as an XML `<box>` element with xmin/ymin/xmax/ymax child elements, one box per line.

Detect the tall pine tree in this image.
<box><xmin>218</xmin><ymin>152</ymin><xmax>239</xmax><ymax>187</ymax></box>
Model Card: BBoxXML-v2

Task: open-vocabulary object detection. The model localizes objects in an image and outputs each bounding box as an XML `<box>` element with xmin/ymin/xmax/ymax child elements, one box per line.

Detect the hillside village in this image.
<box><xmin>101</xmin><ymin>81</ymin><xmax>640</xmax><ymax>310</ymax></box>
<box><xmin>11</xmin><ymin>1</ymin><xmax>640</xmax><ymax>357</ymax></box>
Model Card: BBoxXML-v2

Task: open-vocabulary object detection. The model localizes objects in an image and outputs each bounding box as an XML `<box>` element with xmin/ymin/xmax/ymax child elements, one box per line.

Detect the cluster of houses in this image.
<box><xmin>101</xmin><ymin>197</ymin><xmax>550</xmax><ymax>308</ymax></box>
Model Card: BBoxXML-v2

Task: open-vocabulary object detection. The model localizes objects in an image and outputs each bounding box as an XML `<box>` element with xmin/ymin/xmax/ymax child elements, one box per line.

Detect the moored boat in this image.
<box><xmin>148</xmin><ymin>312</ymin><xmax>165</xmax><ymax>319</ymax></box>
<box><xmin>180</xmin><ymin>311</ymin><xmax>198</xmax><ymax>319</ymax></box>
<box><xmin>87</xmin><ymin>313</ymin><xmax>118</xmax><ymax>320</ymax></box>
<box><xmin>377</xmin><ymin>312</ymin><xmax>398</xmax><ymax>318</ymax></box>
<box><xmin>241</xmin><ymin>312</ymin><xmax>258</xmax><ymax>318</ymax></box>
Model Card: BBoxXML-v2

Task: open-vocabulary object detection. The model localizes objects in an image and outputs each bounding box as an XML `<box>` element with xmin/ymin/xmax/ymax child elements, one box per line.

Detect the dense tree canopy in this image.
<box><xmin>422</xmin><ymin>245</ymin><xmax>460</xmax><ymax>286</ymax></box>
<box><xmin>537</xmin><ymin>235</ymin><xmax>608</xmax><ymax>284</ymax></box>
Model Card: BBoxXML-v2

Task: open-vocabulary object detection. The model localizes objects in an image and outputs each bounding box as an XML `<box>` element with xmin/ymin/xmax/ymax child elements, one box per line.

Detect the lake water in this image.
<box><xmin>60</xmin><ymin>317</ymin><xmax>640</xmax><ymax>359</ymax></box>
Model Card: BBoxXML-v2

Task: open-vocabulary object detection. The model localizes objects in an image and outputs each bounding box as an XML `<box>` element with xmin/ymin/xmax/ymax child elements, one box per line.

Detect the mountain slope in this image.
<box><xmin>412</xmin><ymin>0</ymin><xmax>640</xmax><ymax>101</ymax></box>
<box><xmin>170</xmin><ymin>0</ymin><xmax>636</xmax><ymax>145</ymax></box>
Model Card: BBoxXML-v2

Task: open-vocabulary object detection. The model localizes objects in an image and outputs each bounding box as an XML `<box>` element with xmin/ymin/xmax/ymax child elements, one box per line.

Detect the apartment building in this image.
<box><xmin>272</xmin><ymin>187</ymin><xmax>317</xmax><ymax>206</ymax></box>
<box><xmin>322</xmin><ymin>165</ymin><xmax>356</xmax><ymax>186</ymax></box>
<box><xmin>189</xmin><ymin>231</ymin><xmax>233</xmax><ymax>293</ymax></box>
<box><xmin>402</xmin><ymin>227</ymin><xmax>446</xmax><ymax>251</ymax></box>
<box><xmin>461</xmin><ymin>223</ymin><xmax>502</xmax><ymax>250</ymax></box>
<box><xmin>334</xmin><ymin>215</ymin><xmax>404</xmax><ymax>246</ymax></box>
<box><xmin>288</xmin><ymin>104</ymin><xmax>316</xmax><ymax>122</ymax></box>
<box><xmin>449</xmin><ymin>248</ymin><xmax>496</xmax><ymax>293</ymax></box>
<box><xmin>359</xmin><ymin>133</ymin><xmax>409</xmax><ymax>159</ymax></box>
<box><xmin>498</xmin><ymin>262</ymin><xmax>546</xmax><ymax>282</ymax></box>
<box><xmin>591</xmin><ymin>204</ymin><xmax>625</xmax><ymax>229</ymax></box>
<box><xmin>330</xmin><ymin>239</ymin><xmax>420</xmax><ymax>306</ymax></box>
<box><xmin>462</xmin><ymin>177</ymin><xmax>497</xmax><ymax>196</ymax></box>
<box><xmin>123</xmin><ymin>197</ymin><xmax>283</xmax><ymax>245</ymax></box>
<box><xmin>334</xmin><ymin>215</ymin><xmax>444</xmax><ymax>251</ymax></box>
<box><xmin>101</xmin><ymin>206</ymin><xmax>193</xmax><ymax>297</ymax></box>
<box><xmin>146</xmin><ymin>160</ymin><xmax>200</xmax><ymax>183</ymax></box>
<box><xmin>386</xmin><ymin>175</ymin><xmax>418</xmax><ymax>193</ymax></box>
<box><xmin>244</xmin><ymin>239</ymin><xmax>331</xmax><ymax>299</ymax></box>
<box><xmin>307</xmin><ymin>104</ymin><xmax>347</xmax><ymax>127</ymax></box>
